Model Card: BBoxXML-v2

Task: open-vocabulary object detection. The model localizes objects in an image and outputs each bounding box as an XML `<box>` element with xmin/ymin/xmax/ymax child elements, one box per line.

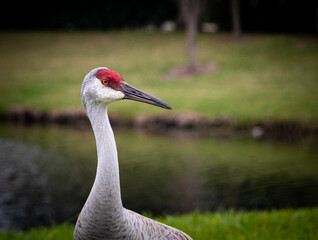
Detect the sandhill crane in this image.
<box><xmin>74</xmin><ymin>67</ymin><xmax>192</xmax><ymax>240</ymax></box>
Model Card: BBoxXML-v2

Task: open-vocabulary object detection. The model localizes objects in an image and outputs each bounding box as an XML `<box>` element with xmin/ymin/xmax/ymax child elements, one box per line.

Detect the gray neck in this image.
<box><xmin>75</xmin><ymin>103</ymin><xmax>123</xmax><ymax>238</ymax></box>
<box><xmin>89</xmin><ymin>104</ymin><xmax>123</xmax><ymax>211</ymax></box>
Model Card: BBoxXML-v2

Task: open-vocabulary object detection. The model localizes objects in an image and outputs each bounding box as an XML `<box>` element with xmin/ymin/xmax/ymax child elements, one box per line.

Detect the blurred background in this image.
<box><xmin>0</xmin><ymin>0</ymin><xmax>317</xmax><ymax>231</ymax></box>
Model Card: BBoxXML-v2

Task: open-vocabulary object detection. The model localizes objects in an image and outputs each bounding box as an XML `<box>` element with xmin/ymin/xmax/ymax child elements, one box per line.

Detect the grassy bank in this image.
<box><xmin>0</xmin><ymin>31</ymin><xmax>317</xmax><ymax>124</ymax></box>
<box><xmin>1</xmin><ymin>208</ymin><xmax>317</xmax><ymax>240</ymax></box>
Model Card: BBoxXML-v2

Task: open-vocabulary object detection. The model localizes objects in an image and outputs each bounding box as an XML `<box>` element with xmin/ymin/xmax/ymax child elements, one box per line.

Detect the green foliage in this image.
<box><xmin>0</xmin><ymin>32</ymin><xmax>317</xmax><ymax>124</ymax></box>
<box><xmin>158</xmin><ymin>208</ymin><xmax>318</xmax><ymax>240</ymax></box>
<box><xmin>0</xmin><ymin>224</ymin><xmax>74</xmax><ymax>240</ymax></box>
<box><xmin>1</xmin><ymin>208</ymin><xmax>317</xmax><ymax>240</ymax></box>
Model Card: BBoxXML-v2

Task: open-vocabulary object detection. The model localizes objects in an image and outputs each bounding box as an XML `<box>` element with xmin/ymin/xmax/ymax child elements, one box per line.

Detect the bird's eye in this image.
<box><xmin>102</xmin><ymin>79</ymin><xmax>109</xmax><ymax>86</ymax></box>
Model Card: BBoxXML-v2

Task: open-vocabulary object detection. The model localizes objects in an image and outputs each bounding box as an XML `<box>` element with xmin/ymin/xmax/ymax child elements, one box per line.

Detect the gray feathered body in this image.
<box><xmin>75</xmin><ymin>208</ymin><xmax>192</xmax><ymax>240</ymax></box>
<box><xmin>74</xmin><ymin>69</ymin><xmax>192</xmax><ymax>240</ymax></box>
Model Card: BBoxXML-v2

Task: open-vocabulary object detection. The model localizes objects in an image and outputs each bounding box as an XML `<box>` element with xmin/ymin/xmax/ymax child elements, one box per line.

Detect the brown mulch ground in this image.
<box><xmin>163</xmin><ymin>62</ymin><xmax>219</xmax><ymax>79</ymax></box>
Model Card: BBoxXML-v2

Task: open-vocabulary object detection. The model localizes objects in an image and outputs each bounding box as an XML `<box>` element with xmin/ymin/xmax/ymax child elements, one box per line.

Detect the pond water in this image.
<box><xmin>0</xmin><ymin>123</ymin><xmax>317</xmax><ymax>230</ymax></box>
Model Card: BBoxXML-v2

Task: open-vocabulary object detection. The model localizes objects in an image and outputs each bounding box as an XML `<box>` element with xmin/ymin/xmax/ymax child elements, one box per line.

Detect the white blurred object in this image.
<box><xmin>201</xmin><ymin>22</ymin><xmax>218</xmax><ymax>33</ymax></box>
<box><xmin>161</xmin><ymin>21</ymin><xmax>177</xmax><ymax>32</ymax></box>
<box><xmin>252</xmin><ymin>126</ymin><xmax>264</xmax><ymax>139</ymax></box>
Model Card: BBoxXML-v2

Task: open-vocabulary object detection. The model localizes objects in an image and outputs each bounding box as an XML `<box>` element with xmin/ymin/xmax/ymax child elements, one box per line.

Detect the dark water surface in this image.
<box><xmin>0</xmin><ymin>124</ymin><xmax>317</xmax><ymax>230</ymax></box>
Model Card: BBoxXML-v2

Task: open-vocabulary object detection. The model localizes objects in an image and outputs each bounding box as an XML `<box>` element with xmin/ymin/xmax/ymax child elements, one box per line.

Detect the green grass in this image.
<box><xmin>0</xmin><ymin>31</ymin><xmax>317</xmax><ymax>124</ymax></box>
<box><xmin>1</xmin><ymin>208</ymin><xmax>317</xmax><ymax>240</ymax></box>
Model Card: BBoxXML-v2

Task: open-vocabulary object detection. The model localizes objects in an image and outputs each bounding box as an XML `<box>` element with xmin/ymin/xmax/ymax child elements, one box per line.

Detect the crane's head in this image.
<box><xmin>81</xmin><ymin>67</ymin><xmax>171</xmax><ymax>110</ymax></box>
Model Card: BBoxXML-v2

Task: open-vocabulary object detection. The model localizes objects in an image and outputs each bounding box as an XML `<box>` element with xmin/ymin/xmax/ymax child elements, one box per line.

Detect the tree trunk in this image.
<box><xmin>186</xmin><ymin>5</ymin><xmax>199</xmax><ymax>73</ymax></box>
<box><xmin>231</xmin><ymin>0</ymin><xmax>242</xmax><ymax>39</ymax></box>
<box><xmin>178</xmin><ymin>0</ymin><xmax>203</xmax><ymax>73</ymax></box>
<box><xmin>316</xmin><ymin>6</ymin><xmax>318</xmax><ymax>35</ymax></box>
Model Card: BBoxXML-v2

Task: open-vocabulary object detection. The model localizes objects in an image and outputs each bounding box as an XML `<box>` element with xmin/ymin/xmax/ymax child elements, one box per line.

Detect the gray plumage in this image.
<box><xmin>74</xmin><ymin>67</ymin><xmax>192</xmax><ymax>240</ymax></box>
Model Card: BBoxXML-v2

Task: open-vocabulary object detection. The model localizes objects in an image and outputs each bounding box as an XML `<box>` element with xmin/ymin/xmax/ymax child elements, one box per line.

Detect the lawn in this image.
<box><xmin>0</xmin><ymin>31</ymin><xmax>317</xmax><ymax>124</ymax></box>
<box><xmin>1</xmin><ymin>208</ymin><xmax>317</xmax><ymax>240</ymax></box>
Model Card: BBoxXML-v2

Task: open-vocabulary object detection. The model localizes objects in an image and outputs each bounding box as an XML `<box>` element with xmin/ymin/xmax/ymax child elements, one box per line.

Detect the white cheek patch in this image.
<box><xmin>97</xmin><ymin>87</ymin><xmax>125</xmax><ymax>103</ymax></box>
<box><xmin>93</xmin><ymin>80</ymin><xmax>124</xmax><ymax>104</ymax></box>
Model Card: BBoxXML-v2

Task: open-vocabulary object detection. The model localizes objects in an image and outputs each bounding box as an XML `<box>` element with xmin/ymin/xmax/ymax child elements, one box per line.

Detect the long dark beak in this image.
<box><xmin>120</xmin><ymin>82</ymin><xmax>172</xmax><ymax>109</ymax></box>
